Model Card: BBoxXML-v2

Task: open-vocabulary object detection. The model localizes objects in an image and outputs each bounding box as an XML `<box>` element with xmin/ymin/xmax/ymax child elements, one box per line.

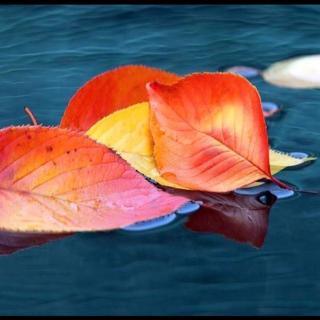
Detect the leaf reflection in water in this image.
<box><xmin>0</xmin><ymin>189</ymin><xmax>276</xmax><ymax>255</ymax></box>
<box><xmin>162</xmin><ymin>186</ymin><xmax>277</xmax><ymax>248</ymax></box>
<box><xmin>0</xmin><ymin>232</ymin><xmax>73</xmax><ymax>255</ymax></box>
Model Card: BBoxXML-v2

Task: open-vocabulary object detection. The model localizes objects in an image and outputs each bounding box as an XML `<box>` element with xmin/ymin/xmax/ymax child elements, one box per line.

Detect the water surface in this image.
<box><xmin>0</xmin><ymin>4</ymin><xmax>320</xmax><ymax>316</ymax></box>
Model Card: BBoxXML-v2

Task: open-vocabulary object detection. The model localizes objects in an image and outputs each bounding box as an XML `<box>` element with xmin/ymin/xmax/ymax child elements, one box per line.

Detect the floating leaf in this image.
<box><xmin>147</xmin><ymin>72</ymin><xmax>289</xmax><ymax>192</ymax></box>
<box><xmin>269</xmin><ymin>149</ymin><xmax>316</xmax><ymax>174</ymax></box>
<box><xmin>262</xmin><ymin>54</ymin><xmax>320</xmax><ymax>89</ymax></box>
<box><xmin>88</xmin><ymin>102</ymin><xmax>309</xmax><ymax>190</ymax></box>
<box><xmin>60</xmin><ymin>65</ymin><xmax>180</xmax><ymax>131</ymax></box>
<box><xmin>0</xmin><ymin>126</ymin><xmax>187</xmax><ymax>232</ymax></box>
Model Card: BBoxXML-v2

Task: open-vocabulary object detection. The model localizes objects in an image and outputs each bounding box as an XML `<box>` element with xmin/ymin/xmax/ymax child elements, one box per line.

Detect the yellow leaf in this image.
<box><xmin>87</xmin><ymin>102</ymin><xmax>187</xmax><ymax>189</ymax></box>
<box><xmin>269</xmin><ymin>149</ymin><xmax>316</xmax><ymax>174</ymax></box>
<box><xmin>87</xmin><ymin>102</ymin><xmax>316</xmax><ymax>190</ymax></box>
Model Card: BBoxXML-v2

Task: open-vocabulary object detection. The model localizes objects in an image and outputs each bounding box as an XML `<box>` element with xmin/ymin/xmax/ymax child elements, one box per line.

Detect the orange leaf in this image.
<box><xmin>0</xmin><ymin>126</ymin><xmax>187</xmax><ymax>232</ymax></box>
<box><xmin>60</xmin><ymin>65</ymin><xmax>180</xmax><ymax>131</ymax></box>
<box><xmin>147</xmin><ymin>72</ymin><xmax>288</xmax><ymax>192</ymax></box>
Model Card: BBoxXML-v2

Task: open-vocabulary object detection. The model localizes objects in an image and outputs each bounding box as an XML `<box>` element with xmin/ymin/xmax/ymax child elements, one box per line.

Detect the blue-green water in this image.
<box><xmin>1</xmin><ymin>4</ymin><xmax>320</xmax><ymax>316</ymax></box>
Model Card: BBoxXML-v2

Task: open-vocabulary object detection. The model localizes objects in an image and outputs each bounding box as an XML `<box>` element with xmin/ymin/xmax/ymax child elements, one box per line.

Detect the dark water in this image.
<box><xmin>0</xmin><ymin>4</ymin><xmax>320</xmax><ymax>316</ymax></box>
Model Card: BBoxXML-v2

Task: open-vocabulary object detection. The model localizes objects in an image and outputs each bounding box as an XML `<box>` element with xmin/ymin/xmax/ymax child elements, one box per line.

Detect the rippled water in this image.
<box><xmin>0</xmin><ymin>4</ymin><xmax>320</xmax><ymax>316</ymax></box>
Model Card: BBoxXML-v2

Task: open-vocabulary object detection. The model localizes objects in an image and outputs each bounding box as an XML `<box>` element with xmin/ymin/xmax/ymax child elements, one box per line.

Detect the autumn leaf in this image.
<box><xmin>60</xmin><ymin>65</ymin><xmax>276</xmax><ymax>133</ymax></box>
<box><xmin>87</xmin><ymin>100</ymin><xmax>307</xmax><ymax>191</ymax></box>
<box><xmin>60</xmin><ymin>65</ymin><xmax>180</xmax><ymax>131</ymax></box>
<box><xmin>0</xmin><ymin>126</ymin><xmax>187</xmax><ymax>232</ymax></box>
<box><xmin>147</xmin><ymin>72</ymin><xmax>289</xmax><ymax>192</ymax></box>
<box><xmin>269</xmin><ymin>149</ymin><xmax>315</xmax><ymax>174</ymax></box>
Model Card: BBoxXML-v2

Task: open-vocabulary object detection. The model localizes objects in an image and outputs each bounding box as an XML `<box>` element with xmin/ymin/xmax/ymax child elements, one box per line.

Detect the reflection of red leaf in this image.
<box><xmin>185</xmin><ymin>192</ymin><xmax>276</xmax><ymax>247</ymax></box>
<box><xmin>0</xmin><ymin>232</ymin><xmax>72</xmax><ymax>255</ymax></box>
<box><xmin>60</xmin><ymin>65</ymin><xmax>180</xmax><ymax>131</ymax></box>
<box><xmin>160</xmin><ymin>186</ymin><xmax>276</xmax><ymax>248</ymax></box>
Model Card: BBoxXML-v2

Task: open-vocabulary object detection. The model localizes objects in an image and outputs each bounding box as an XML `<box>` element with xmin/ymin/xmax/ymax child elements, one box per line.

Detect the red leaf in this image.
<box><xmin>60</xmin><ymin>65</ymin><xmax>180</xmax><ymax>131</ymax></box>
<box><xmin>147</xmin><ymin>73</ymin><xmax>288</xmax><ymax>192</ymax></box>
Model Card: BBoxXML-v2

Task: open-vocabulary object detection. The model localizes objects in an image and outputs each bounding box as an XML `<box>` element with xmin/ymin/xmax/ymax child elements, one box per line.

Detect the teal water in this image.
<box><xmin>0</xmin><ymin>4</ymin><xmax>320</xmax><ymax>316</ymax></box>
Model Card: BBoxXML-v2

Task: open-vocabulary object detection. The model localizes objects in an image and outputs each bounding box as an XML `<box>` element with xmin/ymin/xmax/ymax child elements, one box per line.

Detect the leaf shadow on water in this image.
<box><xmin>161</xmin><ymin>187</ymin><xmax>277</xmax><ymax>248</ymax></box>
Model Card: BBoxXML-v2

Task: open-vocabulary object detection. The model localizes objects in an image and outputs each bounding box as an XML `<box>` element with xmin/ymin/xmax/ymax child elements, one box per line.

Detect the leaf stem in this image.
<box><xmin>270</xmin><ymin>176</ymin><xmax>292</xmax><ymax>190</ymax></box>
<box><xmin>272</xmin><ymin>177</ymin><xmax>320</xmax><ymax>195</ymax></box>
<box><xmin>24</xmin><ymin>106</ymin><xmax>39</xmax><ymax>126</ymax></box>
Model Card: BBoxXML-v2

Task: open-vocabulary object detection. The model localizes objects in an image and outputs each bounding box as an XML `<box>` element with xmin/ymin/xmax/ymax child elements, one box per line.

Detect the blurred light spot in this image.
<box><xmin>235</xmin><ymin>182</ymin><xmax>295</xmax><ymax>199</ymax></box>
<box><xmin>121</xmin><ymin>213</ymin><xmax>177</xmax><ymax>231</ymax></box>
<box><xmin>176</xmin><ymin>201</ymin><xmax>200</xmax><ymax>215</ymax></box>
